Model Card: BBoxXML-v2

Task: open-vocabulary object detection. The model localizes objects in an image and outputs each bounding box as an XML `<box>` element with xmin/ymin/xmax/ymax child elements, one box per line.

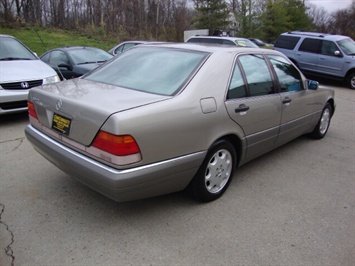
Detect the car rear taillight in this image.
<box><xmin>92</xmin><ymin>131</ymin><xmax>140</xmax><ymax>156</ymax></box>
<box><xmin>28</xmin><ymin>101</ymin><xmax>38</xmax><ymax>119</ymax></box>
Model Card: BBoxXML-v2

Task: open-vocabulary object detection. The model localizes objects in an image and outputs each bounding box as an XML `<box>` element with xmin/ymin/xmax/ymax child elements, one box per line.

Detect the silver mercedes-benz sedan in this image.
<box><xmin>25</xmin><ymin>43</ymin><xmax>335</xmax><ymax>202</ymax></box>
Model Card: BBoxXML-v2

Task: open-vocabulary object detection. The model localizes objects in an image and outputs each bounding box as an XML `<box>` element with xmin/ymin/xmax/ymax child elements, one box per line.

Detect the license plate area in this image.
<box><xmin>52</xmin><ymin>113</ymin><xmax>71</xmax><ymax>135</ymax></box>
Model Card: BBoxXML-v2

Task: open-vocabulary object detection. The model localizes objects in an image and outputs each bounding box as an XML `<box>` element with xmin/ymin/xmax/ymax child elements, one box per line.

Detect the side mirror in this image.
<box><xmin>334</xmin><ymin>50</ymin><xmax>342</xmax><ymax>57</ymax></box>
<box><xmin>307</xmin><ymin>80</ymin><xmax>319</xmax><ymax>90</ymax></box>
<box><xmin>58</xmin><ymin>63</ymin><xmax>73</xmax><ymax>71</ymax></box>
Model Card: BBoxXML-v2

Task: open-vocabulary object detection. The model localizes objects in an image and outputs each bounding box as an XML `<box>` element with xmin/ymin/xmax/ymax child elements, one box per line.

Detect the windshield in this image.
<box><xmin>85</xmin><ymin>47</ymin><xmax>208</xmax><ymax>96</ymax></box>
<box><xmin>337</xmin><ymin>38</ymin><xmax>355</xmax><ymax>55</ymax></box>
<box><xmin>68</xmin><ymin>48</ymin><xmax>113</xmax><ymax>64</ymax></box>
<box><xmin>0</xmin><ymin>36</ymin><xmax>37</xmax><ymax>60</ymax></box>
<box><xmin>235</xmin><ymin>39</ymin><xmax>259</xmax><ymax>48</ymax></box>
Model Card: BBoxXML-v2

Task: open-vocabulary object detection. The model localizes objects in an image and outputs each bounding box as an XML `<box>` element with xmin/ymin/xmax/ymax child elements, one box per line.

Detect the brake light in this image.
<box><xmin>92</xmin><ymin>131</ymin><xmax>140</xmax><ymax>156</ymax></box>
<box><xmin>28</xmin><ymin>101</ymin><xmax>38</xmax><ymax>119</ymax></box>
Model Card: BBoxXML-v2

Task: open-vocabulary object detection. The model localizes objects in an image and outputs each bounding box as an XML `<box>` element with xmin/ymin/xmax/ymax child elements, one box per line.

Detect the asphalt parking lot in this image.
<box><xmin>1</xmin><ymin>82</ymin><xmax>354</xmax><ymax>266</ymax></box>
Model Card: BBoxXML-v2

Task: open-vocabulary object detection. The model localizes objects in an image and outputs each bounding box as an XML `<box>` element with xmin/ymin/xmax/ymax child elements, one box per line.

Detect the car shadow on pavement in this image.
<box><xmin>0</xmin><ymin>112</ymin><xmax>29</xmax><ymax>125</ymax></box>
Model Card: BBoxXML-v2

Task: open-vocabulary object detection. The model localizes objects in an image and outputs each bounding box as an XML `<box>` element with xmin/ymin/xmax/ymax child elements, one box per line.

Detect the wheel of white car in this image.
<box><xmin>347</xmin><ymin>71</ymin><xmax>355</xmax><ymax>90</ymax></box>
<box><xmin>311</xmin><ymin>103</ymin><xmax>332</xmax><ymax>139</ymax></box>
<box><xmin>189</xmin><ymin>140</ymin><xmax>236</xmax><ymax>202</ymax></box>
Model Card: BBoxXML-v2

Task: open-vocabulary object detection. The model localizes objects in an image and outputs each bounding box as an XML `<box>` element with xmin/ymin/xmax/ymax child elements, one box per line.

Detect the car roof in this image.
<box><xmin>0</xmin><ymin>34</ymin><xmax>15</xmax><ymax>38</ymax></box>
<box><xmin>282</xmin><ymin>31</ymin><xmax>350</xmax><ymax>41</ymax></box>
<box><xmin>187</xmin><ymin>35</ymin><xmax>251</xmax><ymax>41</ymax></box>
<box><xmin>48</xmin><ymin>46</ymin><xmax>104</xmax><ymax>50</ymax></box>
<box><xmin>136</xmin><ymin>42</ymin><xmax>279</xmax><ymax>54</ymax></box>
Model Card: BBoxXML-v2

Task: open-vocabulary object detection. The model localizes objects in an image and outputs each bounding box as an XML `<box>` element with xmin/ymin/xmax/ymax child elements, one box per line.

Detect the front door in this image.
<box><xmin>316</xmin><ymin>40</ymin><xmax>345</xmax><ymax>77</ymax></box>
<box><xmin>267</xmin><ymin>55</ymin><xmax>315</xmax><ymax>147</ymax></box>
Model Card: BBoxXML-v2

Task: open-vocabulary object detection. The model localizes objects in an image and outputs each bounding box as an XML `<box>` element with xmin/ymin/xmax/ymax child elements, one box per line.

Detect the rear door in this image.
<box><xmin>296</xmin><ymin>38</ymin><xmax>321</xmax><ymax>72</ymax></box>
<box><xmin>225</xmin><ymin>54</ymin><xmax>282</xmax><ymax>161</ymax></box>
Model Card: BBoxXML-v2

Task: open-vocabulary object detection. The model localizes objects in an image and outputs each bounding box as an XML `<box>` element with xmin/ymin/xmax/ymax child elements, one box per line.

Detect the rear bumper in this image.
<box><xmin>25</xmin><ymin>125</ymin><xmax>205</xmax><ymax>202</ymax></box>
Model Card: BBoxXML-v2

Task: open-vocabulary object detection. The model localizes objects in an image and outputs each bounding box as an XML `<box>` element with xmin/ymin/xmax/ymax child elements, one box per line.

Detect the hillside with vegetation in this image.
<box><xmin>0</xmin><ymin>25</ymin><xmax>117</xmax><ymax>55</ymax></box>
<box><xmin>0</xmin><ymin>0</ymin><xmax>354</xmax><ymax>51</ymax></box>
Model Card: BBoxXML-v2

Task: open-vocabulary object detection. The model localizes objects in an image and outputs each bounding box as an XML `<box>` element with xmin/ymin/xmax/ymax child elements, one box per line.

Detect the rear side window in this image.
<box><xmin>115</xmin><ymin>43</ymin><xmax>136</xmax><ymax>54</ymax></box>
<box><xmin>186</xmin><ymin>38</ymin><xmax>201</xmax><ymax>43</ymax></box>
<box><xmin>187</xmin><ymin>38</ymin><xmax>223</xmax><ymax>44</ymax></box>
<box><xmin>274</xmin><ymin>36</ymin><xmax>300</xmax><ymax>50</ymax></box>
<box><xmin>222</xmin><ymin>40</ymin><xmax>235</xmax><ymax>46</ymax></box>
<box><xmin>299</xmin><ymin>38</ymin><xmax>321</xmax><ymax>53</ymax></box>
<box><xmin>228</xmin><ymin>64</ymin><xmax>247</xmax><ymax>99</ymax></box>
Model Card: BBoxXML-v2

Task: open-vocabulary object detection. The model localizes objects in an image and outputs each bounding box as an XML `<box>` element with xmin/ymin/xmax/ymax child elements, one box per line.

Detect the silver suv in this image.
<box><xmin>274</xmin><ymin>31</ymin><xmax>355</xmax><ymax>89</ymax></box>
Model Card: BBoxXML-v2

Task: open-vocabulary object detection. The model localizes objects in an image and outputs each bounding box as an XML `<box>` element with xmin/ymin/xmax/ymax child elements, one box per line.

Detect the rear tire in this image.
<box><xmin>311</xmin><ymin>103</ymin><xmax>332</xmax><ymax>139</ymax></box>
<box><xmin>189</xmin><ymin>140</ymin><xmax>236</xmax><ymax>202</ymax></box>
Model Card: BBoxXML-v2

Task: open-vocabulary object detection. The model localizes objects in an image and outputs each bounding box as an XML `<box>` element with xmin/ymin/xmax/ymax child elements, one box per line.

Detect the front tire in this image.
<box><xmin>189</xmin><ymin>140</ymin><xmax>236</xmax><ymax>202</ymax></box>
<box><xmin>346</xmin><ymin>71</ymin><xmax>355</xmax><ymax>90</ymax></box>
<box><xmin>311</xmin><ymin>103</ymin><xmax>332</xmax><ymax>139</ymax></box>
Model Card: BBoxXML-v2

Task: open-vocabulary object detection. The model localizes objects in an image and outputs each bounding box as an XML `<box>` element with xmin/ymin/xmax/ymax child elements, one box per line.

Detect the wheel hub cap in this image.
<box><xmin>205</xmin><ymin>149</ymin><xmax>232</xmax><ymax>193</ymax></box>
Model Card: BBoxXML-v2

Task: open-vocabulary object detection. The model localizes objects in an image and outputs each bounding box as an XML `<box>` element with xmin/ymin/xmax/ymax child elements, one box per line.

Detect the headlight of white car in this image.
<box><xmin>43</xmin><ymin>75</ymin><xmax>60</xmax><ymax>84</ymax></box>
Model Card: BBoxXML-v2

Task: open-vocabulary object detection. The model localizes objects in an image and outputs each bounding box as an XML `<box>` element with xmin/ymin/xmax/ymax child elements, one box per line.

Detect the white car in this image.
<box><xmin>0</xmin><ymin>34</ymin><xmax>60</xmax><ymax>115</ymax></box>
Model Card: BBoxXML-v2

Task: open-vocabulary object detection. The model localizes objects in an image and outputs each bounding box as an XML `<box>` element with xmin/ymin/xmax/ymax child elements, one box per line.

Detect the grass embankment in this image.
<box><xmin>0</xmin><ymin>25</ymin><xmax>118</xmax><ymax>55</ymax></box>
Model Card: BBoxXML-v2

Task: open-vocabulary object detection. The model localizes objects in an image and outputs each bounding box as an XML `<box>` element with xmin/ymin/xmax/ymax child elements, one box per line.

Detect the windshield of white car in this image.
<box><xmin>337</xmin><ymin>38</ymin><xmax>355</xmax><ymax>55</ymax></box>
<box><xmin>85</xmin><ymin>47</ymin><xmax>208</xmax><ymax>96</ymax></box>
<box><xmin>0</xmin><ymin>37</ymin><xmax>37</xmax><ymax>60</ymax></box>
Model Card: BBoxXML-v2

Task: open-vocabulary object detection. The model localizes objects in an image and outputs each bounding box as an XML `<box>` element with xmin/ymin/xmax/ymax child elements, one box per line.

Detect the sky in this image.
<box><xmin>305</xmin><ymin>0</ymin><xmax>353</xmax><ymax>12</ymax></box>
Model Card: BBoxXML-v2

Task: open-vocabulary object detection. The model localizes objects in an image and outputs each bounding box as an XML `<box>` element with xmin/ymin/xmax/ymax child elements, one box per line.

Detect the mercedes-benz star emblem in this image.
<box><xmin>56</xmin><ymin>99</ymin><xmax>63</xmax><ymax>111</ymax></box>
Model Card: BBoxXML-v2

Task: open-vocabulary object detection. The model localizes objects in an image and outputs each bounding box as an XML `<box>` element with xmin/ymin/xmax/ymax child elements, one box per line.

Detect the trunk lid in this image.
<box><xmin>29</xmin><ymin>78</ymin><xmax>170</xmax><ymax>145</ymax></box>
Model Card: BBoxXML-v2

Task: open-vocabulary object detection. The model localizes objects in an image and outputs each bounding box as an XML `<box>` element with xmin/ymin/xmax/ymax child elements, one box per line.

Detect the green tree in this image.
<box><xmin>193</xmin><ymin>0</ymin><xmax>230</xmax><ymax>34</ymax></box>
<box><xmin>260</xmin><ymin>0</ymin><xmax>291</xmax><ymax>42</ymax></box>
<box><xmin>260</xmin><ymin>0</ymin><xmax>312</xmax><ymax>42</ymax></box>
<box><xmin>284</xmin><ymin>0</ymin><xmax>312</xmax><ymax>30</ymax></box>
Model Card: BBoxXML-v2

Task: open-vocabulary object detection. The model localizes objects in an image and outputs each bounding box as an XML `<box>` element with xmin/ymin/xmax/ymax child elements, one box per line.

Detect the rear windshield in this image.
<box><xmin>85</xmin><ymin>47</ymin><xmax>208</xmax><ymax>96</ymax></box>
<box><xmin>274</xmin><ymin>36</ymin><xmax>300</xmax><ymax>50</ymax></box>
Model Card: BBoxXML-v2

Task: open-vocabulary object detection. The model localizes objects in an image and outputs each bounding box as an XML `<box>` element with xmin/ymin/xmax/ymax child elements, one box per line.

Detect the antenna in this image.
<box><xmin>34</xmin><ymin>28</ymin><xmax>47</xmax><ymax>52</ymax></box>
<box><xmin>54</xmin><ymin>65</ymin><xmax>66</xmax><ymax>81</ymax></box>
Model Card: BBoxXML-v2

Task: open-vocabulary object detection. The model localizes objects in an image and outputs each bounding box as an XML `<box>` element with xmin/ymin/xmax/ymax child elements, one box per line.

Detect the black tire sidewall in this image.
<box><xmin>347</xmin><ymin>72</ymin><xmax>355</xmax><ymax>90</ymax></box>
<box><xmin>190</xmin><ymin>140</ymin><xmax>236</xmax><ymax>202</ymax></box>
<box><xmin>312</xmin><ymin>103</ymin><xmax>332</xmax><ymax>139</ymax></box>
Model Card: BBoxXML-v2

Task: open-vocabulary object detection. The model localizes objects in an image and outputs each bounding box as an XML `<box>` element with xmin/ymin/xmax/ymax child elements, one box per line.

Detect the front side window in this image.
<box><xmin>268</xmin><ymin>55</ymin><xmax>303</xmax><ymax>92</ymax></box>
<box><xmin>239</xmin><ymin>54</ymin><xmax>274</xmax><ymax>96</ymax></box>
<box><xmin>321</xmin><ymin>41</ymin><xmax>340</xmax><ymax>56</ymax></box>
<box><xmin>85</xmin><ymin>47</ymin><xmax>208</xmax><ymax>96</ymax></box>
<box><xmin>299</xmin><ymin>38</ymin><xmax>321</xmax><ymax>53</ymax></box>
<box><xmin>49</xmin><ymin>51</ymin><xmax>69</xmax><ymax>66</ymax></box>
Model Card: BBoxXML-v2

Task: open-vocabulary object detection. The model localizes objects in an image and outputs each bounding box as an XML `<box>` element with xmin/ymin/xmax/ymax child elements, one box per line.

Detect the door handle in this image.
<box><xmin>235</xmin><ymin>104</ymin><xmax>250</xmax><ymax>113</ymax></box>
<box><xmin>282</xmin><ymin>97</ymin><xmax>291</xmax><ymax>105</ymax></box>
